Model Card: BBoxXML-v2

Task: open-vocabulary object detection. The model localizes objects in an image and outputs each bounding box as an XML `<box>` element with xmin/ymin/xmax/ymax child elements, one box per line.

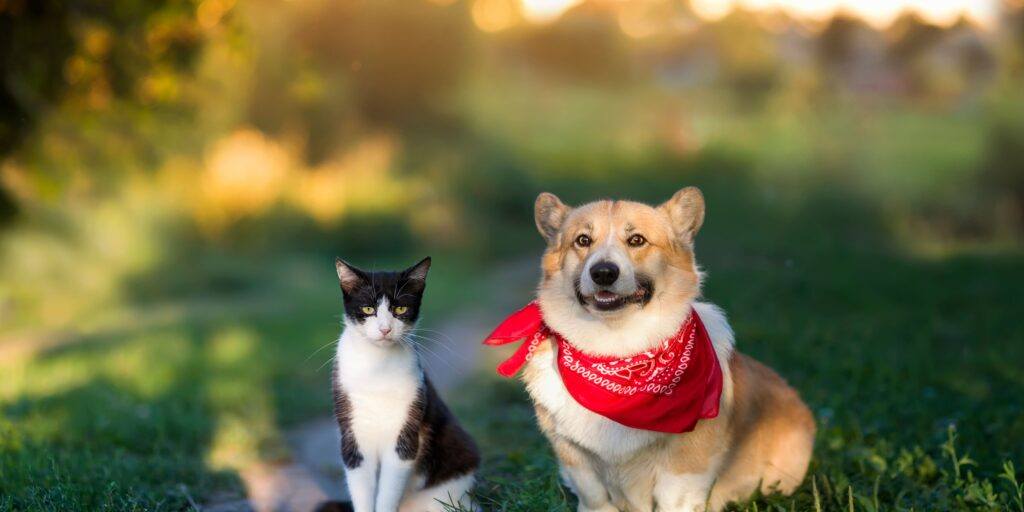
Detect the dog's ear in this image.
<box><xmin>658</xmin><ymin>187</ymin><xmax>705</xmax><ymax>246</ymax></box>
<box><xmin>335</xmin><ymin>258</ymin><xmax>367</xmax><ymax>295</ymax></box>
<box><xmin>535</xmin><ymin>192</ymin><xmax>569</xmax><ymax>245</ymax></box>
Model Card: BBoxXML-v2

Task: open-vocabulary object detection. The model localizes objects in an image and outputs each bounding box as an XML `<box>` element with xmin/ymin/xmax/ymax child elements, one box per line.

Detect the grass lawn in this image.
<box><xmin>2</xmin><ymin>152</ymin><xmax>1023</xmax><ymax>511</ymax></box>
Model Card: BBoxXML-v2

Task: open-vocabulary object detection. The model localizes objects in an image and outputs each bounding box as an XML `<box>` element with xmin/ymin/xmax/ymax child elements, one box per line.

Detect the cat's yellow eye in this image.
<box><xmin>361</xmin><ymin>306</ymin><xmax>375</xmax><ymax>315</ymax></box>
<box><xmin>393</xmin><ymin>306</ymin><xmax>408</xmax><ymax>315</ymax></box>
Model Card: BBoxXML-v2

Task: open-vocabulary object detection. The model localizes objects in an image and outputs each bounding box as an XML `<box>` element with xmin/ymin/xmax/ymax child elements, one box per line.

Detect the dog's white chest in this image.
<box><xmin>525</xmin><ymin>343</ymin><xmax>661</xmax><ymax>461</ymax></box>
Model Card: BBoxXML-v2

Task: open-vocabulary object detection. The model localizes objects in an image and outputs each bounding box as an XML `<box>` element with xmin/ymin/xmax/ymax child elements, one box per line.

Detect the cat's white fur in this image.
<box><xmin>334</xmin><ymin>297</ymin><xmax>476</xmax><ymax>512</ymax></box>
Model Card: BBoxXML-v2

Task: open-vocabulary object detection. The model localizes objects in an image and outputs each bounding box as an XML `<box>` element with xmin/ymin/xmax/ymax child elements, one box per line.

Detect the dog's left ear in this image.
<box><xmin>658</xmin><ymin>187</ymin><xmax>705</xmax><ymax>246</ymax></box>
<box><xmin>535</xmin><ymin>192</ymin><xmax>569</xmax><ymax>246</ymax></box>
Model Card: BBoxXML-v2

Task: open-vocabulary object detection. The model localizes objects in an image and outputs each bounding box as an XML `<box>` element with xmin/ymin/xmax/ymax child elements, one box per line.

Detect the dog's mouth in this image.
<box><xmin>575</xmin><ymin>277</ymin><xmax>654</xmax><ymax>312</ymax></box>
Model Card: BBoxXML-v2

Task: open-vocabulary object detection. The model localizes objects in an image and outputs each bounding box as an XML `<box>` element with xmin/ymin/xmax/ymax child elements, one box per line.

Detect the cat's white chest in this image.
<box><xmin>525</xmin><ymin>344</ymin><xmax>661</xmax><ymax>461</ymax></box>
<box><xmin>335</xmin><ymin>339</ymin><xmax>421</xmax><ymax>457</ymax></box>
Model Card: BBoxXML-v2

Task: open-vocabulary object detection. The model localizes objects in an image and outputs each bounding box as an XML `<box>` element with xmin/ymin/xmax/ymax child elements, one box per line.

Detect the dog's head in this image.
<box><xmin>534</xmin><ymin>187</ymin><xmax>705</xmax><ymax>326</ymax></box>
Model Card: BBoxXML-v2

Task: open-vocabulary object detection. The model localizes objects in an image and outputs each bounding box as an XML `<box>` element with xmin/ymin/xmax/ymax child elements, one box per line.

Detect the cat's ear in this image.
<box><xmin>401</xmin><ymin>256</ymin><xmax>430</xmax><ymax>284</ymax></box>
<box><xmin>335</xmin><ymin>258</ymin><xmax>366</xmax><ymax>295</ymax></box>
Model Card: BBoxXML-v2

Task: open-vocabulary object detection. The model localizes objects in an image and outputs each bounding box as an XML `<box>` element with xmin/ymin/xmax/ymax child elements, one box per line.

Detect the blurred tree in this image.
<box><xmin>0</xmin><ymin>0</ymin><xmax>73</xmax><ymax>222</ymax></box>
<box><xmin>889</xmin><ymin>12</ymin><xmax>944</xmax><ymax>64</ymax></box>
<box><xmin>1</xmin><ymin>0</ymin><xmax>72</xmax><ymax>156</ymax></box>
<box><xmin>0</xmin><ymin>0</ymin><xmax>211</xmax><ymax>222</ymax></box>
<box><xmin>817</xmin><ymin>14</ymin><xmax>889</xmax><ymax>95</ymax></box>
<box><xmin>818</xmin><ymin>14</ymin><xmax>866</xmax><ymax>72</ymax></box>
<box><xmin>1004</xmin><ymin>0</ymin><xmax>1024</xmax><ymax>78</ymax></box>
<box><xmin>285</xmin><ymin>0</ymin><xmax>471</xmax><ymax>155</ymax></box>
<box><xmin>1</xmin><ymin>0</ymin><xmax>204</xmax><ymax>142</ymax></box>
<box><xmin>888</xmin><ymin>12</ymin><xmax>946</xmax><ymax>96</ymax></box>
<box><xmin>511</xmin><ymin>2</ymin><xmax>633</xmax><ymax>85</ymax></box>
<box><xmin>706</xmin><ymin>8</ymin><xmax>781</xmax><ymax>108</ymax></box>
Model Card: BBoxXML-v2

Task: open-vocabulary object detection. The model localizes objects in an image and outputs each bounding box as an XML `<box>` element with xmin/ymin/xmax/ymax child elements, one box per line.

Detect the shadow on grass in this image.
<box><xmin>0</xmin><ymin>295</ymin><xmax>342</xmax><ymax>510</ymax></box>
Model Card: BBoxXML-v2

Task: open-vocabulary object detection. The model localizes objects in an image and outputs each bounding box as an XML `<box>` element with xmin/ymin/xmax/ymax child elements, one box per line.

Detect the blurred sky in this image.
<box><xmin>520</xmin><ymin>0</ymin><xmax>999</xmax><ymax>26</ymax></box>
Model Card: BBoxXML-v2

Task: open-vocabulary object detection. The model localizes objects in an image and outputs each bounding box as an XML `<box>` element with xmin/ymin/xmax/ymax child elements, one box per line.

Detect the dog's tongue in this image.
<box><xmin>596</xmin><ymin>291</ymin><xmax>618</xmax><ymax>301</ymax></box>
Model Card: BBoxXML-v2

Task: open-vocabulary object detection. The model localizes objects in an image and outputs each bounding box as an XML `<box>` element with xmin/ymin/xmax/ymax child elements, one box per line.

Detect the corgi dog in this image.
<box><xmin>516</xmin><ymin>187</ymin><xmax>815</xmax><ymax>512</ymax></box>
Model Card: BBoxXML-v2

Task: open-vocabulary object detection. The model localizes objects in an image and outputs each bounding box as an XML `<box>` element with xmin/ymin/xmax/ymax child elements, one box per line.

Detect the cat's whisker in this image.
<box><xmin>408</xmin><ymin>327</ymin><xmax>458</xmax><ymax>343</ymax></box>
<box><xmin>403</xmin><ymin>338</ymin><xmax>463</xmax><ymax>373</ymax></box>
<box><xmin>408</xmin><ymin>331</ymin><xmax>464</xmax><ymax>355</ymax></box>
<box><xmin>317</xmin><ymin>353</ymin><xmax>337</xmax><ymax>373</ymax></box>
<box><xmin>404</xmin><ymin>332</ymin><xmax>471</xmax><ymax>364</ymax></box>
<box><xmin>406</xmin><ymin>330</ymin><xmax>470</xmax><ymax>360</ymax></box>
<box><xmin>406</xmin><ymin>343</ymin><xmax>455</xmax><ymax>373</ymax></box>
<box><xmin>304</xmin><ymin>338</ymin><xmax>339</xmax><ymax>363</ymax></box>
<box><xmin>407</xmin><ymin>328</ymin><xmax>462</xmax><ymax>351</ymax></box>
<box><xmin>403</xmin><ymin>337</ymin><xmax>451</xmax><ymax>365</ymax></box>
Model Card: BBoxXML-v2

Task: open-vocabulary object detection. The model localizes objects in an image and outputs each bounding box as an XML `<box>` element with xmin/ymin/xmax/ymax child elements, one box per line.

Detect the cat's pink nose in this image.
<box><xmin>379</xmin><ymin>327</ymin><xmax>392</xmax><ymax>336</ymax></box>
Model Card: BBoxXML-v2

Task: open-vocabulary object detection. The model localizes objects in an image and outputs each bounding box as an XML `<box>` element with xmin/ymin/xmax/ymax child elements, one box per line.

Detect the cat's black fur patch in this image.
<box><xmin>313</xmin><ymin>500</ymin><xmax>355</xmax><ymax>512</ymax></box>
<box><xmin>411</xmin><ymin>377</ymin><xmax>481</xmax><ymax>487</ymax></box>
<box><xmin>335</xmin><ymin>257</ymin><xmax>430</xmax><ymax>325</ymax></box>
<box><xmin>394</xmin><ymin>377</ymin><xmax>482</xmax><ymax>485</ymax></box>
<box><xmin>332</xmin><ymin>366</ymin><xmax>363</xmax><ymax>469</ymax></box>
<box><xmin>396</xmin><ymin>385</ymin><xmax>426</xmax><ymax>460</ymax></box>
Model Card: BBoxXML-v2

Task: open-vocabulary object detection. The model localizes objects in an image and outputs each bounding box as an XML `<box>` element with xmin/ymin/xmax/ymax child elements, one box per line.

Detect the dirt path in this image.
<box><xmin>206</xmin><ymin>259</ymin><xmax>537</xmax><ymax>512</ymax></box>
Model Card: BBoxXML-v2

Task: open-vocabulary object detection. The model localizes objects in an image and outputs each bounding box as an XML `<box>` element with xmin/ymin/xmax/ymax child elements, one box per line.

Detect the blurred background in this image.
<box><xmin>2</xmin><ymin>0</ymin><xmax>1023</xmax><ymax>510</ymax></box>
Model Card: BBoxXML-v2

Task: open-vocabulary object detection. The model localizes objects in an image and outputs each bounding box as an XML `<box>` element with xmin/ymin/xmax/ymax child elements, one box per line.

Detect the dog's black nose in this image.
<box><xmin>590</xmin><ymin>261</ymin><xmax>619</xmax><ymax>286</ymax></box>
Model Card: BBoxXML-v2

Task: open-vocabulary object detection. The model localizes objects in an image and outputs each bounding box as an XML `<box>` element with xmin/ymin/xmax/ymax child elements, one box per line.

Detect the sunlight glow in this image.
<box><xmin>472</xmin><ymin>0</ymin><xmax>520</xmax><ymax>32</ymax></box>
<box><xmin>689</xmin><ymin>0</ymin><xmax>998</xmax><ymax>27</ymax></box>
<box><xmin>520</xmin><ymin>0</ymin><xmax>583</xmax><ymax>22</ymax></box>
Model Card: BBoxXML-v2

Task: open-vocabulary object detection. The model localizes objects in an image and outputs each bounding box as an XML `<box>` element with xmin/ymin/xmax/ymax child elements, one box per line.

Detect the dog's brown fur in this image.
<box><xmin>522</xmin><ymin>188</ymin><xmax>815</xmax><ymax>511</ymax></box>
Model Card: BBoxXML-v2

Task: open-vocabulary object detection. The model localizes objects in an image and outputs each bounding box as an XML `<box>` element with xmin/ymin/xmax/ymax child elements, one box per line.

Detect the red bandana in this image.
<box><xmin>483</xmin><ymin>302</ymin><xmax>723</xmax><ymax>433</ymax></box>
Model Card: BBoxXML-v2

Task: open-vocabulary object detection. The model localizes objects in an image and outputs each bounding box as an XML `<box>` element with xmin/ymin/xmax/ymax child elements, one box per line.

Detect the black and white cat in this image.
<box><xmin>320</xmin><ymin>257</ymin><xmax>480</xmax><ymax>512</ymax></box>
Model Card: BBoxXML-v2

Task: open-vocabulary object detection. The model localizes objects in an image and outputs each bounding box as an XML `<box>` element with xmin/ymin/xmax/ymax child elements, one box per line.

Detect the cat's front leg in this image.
<box><xmin>344</xmin><ymin>455</ymin><xmax>378</xmax><ymax>512</ymax></box>
<box><xmin>375</xmin><ymin>449</ymin><xmax>415</xmax><ymax>512</ymax></box>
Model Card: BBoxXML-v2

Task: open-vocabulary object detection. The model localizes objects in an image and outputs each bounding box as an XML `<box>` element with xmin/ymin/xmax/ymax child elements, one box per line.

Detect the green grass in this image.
<box><xmin>3</xmin><ymin>170</ymin><xmax>1023</xmax><ymax>511</ymax></box>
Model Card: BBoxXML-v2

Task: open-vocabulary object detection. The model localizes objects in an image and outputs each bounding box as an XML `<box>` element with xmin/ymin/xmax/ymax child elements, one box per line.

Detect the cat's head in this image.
<box><xmin>334</xmin><ymin>257</ymin><xmax>431</xmax><ymax>346</ymax></box>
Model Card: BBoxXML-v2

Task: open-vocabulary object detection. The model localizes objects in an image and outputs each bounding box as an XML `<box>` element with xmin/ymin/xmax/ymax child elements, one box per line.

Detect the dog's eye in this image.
<box><xmin>393</xmin><ymin>306</ymin><xmax>408</xmax><ymax>315</ymax></box>
<box><xmin>627</xmin><ymin>234</ymin><xmax>646</xmax><ymax>247</ymax></box>
<box><xmin>361</xmin><ymin>306</ymin><xmax>376</xmax><ymax>315</ymax></box>
<box><xmin>575</xmin><ymin>234</ymin><xmax>592</xmax><ymax>247</ymax></box>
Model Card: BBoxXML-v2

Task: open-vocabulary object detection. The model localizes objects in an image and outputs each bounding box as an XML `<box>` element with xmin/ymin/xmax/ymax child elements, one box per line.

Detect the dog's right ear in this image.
<box><xmin>658</xmin><ymin>186</ymin><xmax>705</xmax><ymax>247</ymax></box>
<box><xmin>335</xmin><ymin>258</ymin><xmax>366</xmax><ymax>295</ymax></box>
<box><xmin>535</xmin><ymin>192</ymin><xmax>568</xmax><ymax>245</ymax></box>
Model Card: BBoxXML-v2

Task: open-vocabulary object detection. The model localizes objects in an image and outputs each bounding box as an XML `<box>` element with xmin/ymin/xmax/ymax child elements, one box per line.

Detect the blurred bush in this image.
<box><xmin>981</xmin><ymin>90</ymin><xmax>1024</xmax><ymax>234</ymax></box>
